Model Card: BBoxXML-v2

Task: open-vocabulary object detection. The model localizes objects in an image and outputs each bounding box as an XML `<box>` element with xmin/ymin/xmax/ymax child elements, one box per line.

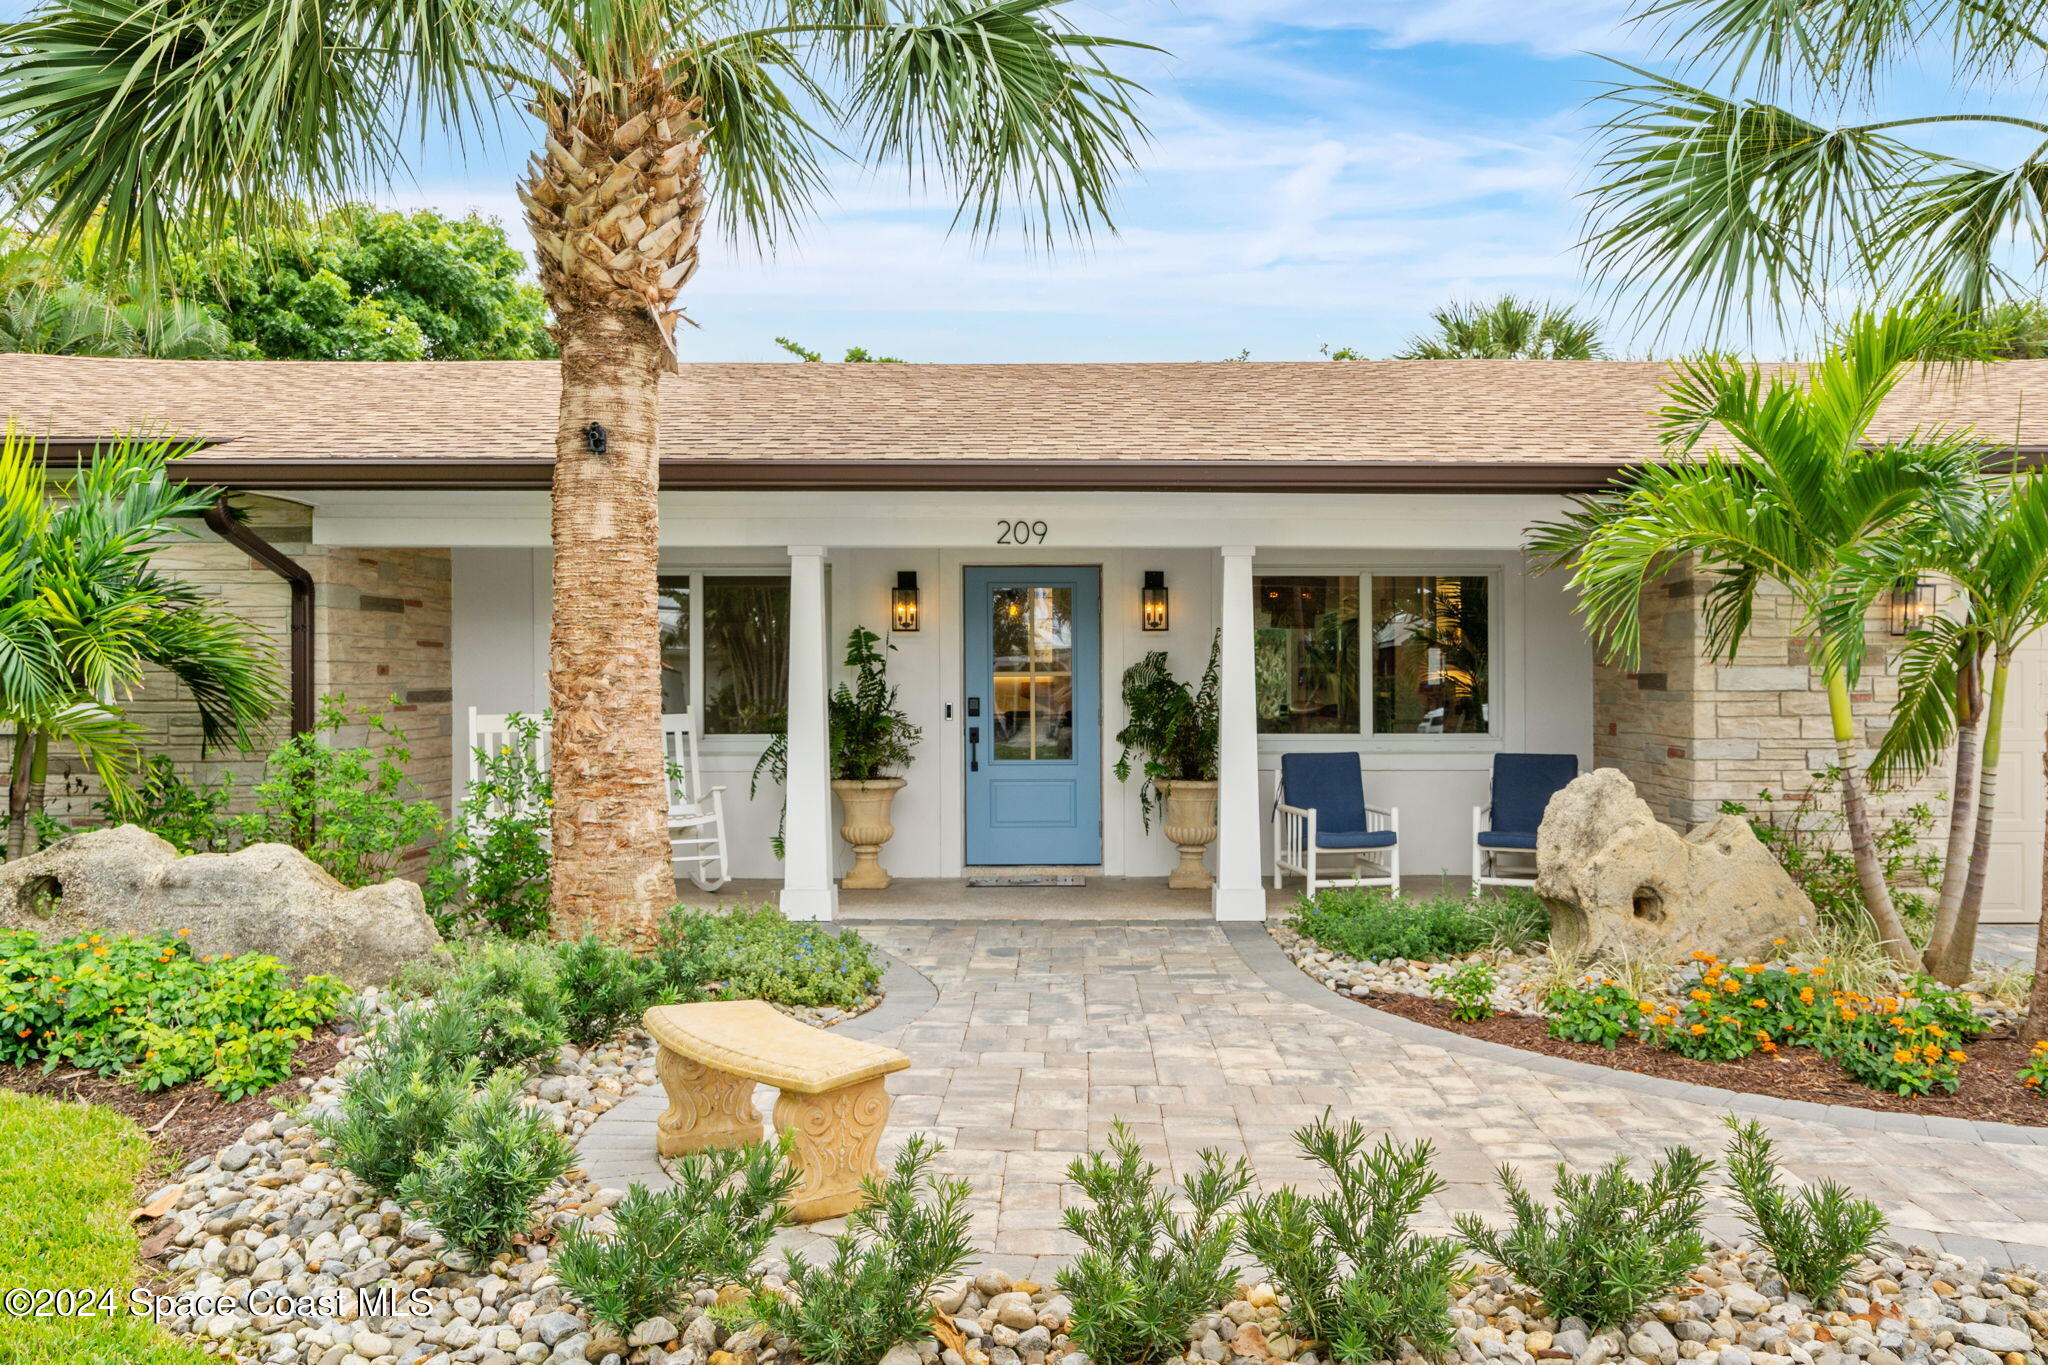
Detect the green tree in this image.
<box><xmin>1389</xmin><ymin>295</ymin><xmax>1605</xmax><ymax>360</ymax></box>
<box><xmin>0</xmin><ymin>281</ymin><xmax>234</xmax><ymax>358</ymax></box>
<box><xmin>1583</xmin><ymin>0</ymin><xmax>2048</xmax><ymax>325</ymax></box>
<box><xmin>1825</xmin><ymin>472</ymin><xmax>2048</xmax><ymax>991</ymax></box>
<box><xmin>774</xmin><ymin>336</ymin><xmax>904</xmax><ymax>363</ymax></box>
<box><xmin>0</xmin><ymin>0</ymin><xmax>1151</xmax><ymax>935</ymax></box>
<box><xmin>173</xmin><ymin>207</ymin><xmax>554</xmax><ymax>360</ymax></box>
<box><xmin>0</xmin><ymin>428</ymin><xmax>282</xmax><ymax>857</ymax></box>
<box><xmin>1526</xmin><ymin>305</ymin><xmax>1992</xmax><ymax>970</ymax></box>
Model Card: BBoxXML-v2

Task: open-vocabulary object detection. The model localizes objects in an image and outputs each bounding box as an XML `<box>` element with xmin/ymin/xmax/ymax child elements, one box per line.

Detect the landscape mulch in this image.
<box><xmin>1360</xmin><ymin>991</ymin><xmax>2048</xmax><ymax>1128</ymax></box>
<box><xmin>0</xmin><ymin>1025</ymin><xmax>351</xmax><ymax>1164</ymax></box>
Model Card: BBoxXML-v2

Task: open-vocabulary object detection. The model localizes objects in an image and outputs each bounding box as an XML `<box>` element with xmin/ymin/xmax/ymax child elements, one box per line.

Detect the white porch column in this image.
<box><xmin>1213</xmin><ymin>545</ymin><xmax>1265</xmax><ymax>921</ymax></box>
<box><xmin>778</xmin><ymin>545</ymin><xmax>838</xmax><ymax>923</ymax></box>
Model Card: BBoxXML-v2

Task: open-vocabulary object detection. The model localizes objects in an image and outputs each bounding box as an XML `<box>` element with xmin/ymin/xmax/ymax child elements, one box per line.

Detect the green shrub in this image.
<box><xmin>1722</xmin><ymin>1118</ymin><xmax>1886</xmax><ymax>1306</ymax></box>
<box><xmin>1239</xmin><ymin>1117</ymin><xmax>1462</xmax><ymax>1364</ymax></box>
<box><xmin>648</xmin><ymin>905</ymin><xmax>881</xmax><ymax>1009</ymax></box>
<box><xmin>438</xmin><ymin>940</ymin><xmax>567</xmax><ymax>1072</ymax></box>
<box><xmin>558</xmin><ymin>1142</ymin><xmax>797</xmax><ymax>1331</ymax></box>
<box><xmin>1722</xmin><ymin>780</ymin><xmax>1942</xmax><ymax>934</ymax></box>
<box><xmin>1543</xmin><ymin>976</ymin><xmax>1643</xmax><ymax>1049</ymax></box>
<box><xmin>1453</xmin><ymin>1148</ymin><xmax>1711</xmax><ymax>1329</ymax></box>
<box><xmin>1056</xmin><ymin>1121</ymin><xmax>1252</xmax><ymax>1365</ymax></box>
<box><xmin>90</xmin><ymin>755</ymin><xmax>233</xmax><ymax>853</ymax></box>
<box><xmin>2022</xmin><ymin>1040</ymin><xmax>2048</xmax><ymax>1096</ymax></box>
<box><xmin>1293</xmin><ymin>887</ymin><xmax>1547</xmax><ymax>963</ymax></box>
<box><xmin>0</xmin><ymin>929</ymin><xmax>346</xmax><ymax>1099</ymax></box>
<box><xmin>550</xmin><ymin>933</ymin><xmax>652</xmax><ymax>1046</ymax></box>
<box><xmin>424</xmin><ymin>712</ymin><xmax>552</xmax><ymax>937</ymax></box>
<box><xmin>315</xmin><ymin>1008</ymin><xmax>480</xmax><ymax>1198</ymax></box>
<box><xmin>233</xmin><ymin>695</ymin><xmax>444</xmax><ymax>888</ymax></box>
<box><xmin>396</xmin><ymin>1071</ymin><xmax>575</xmax><ymax>1259</ymax></box>
<box><xmin>754</xmin><ymin>1135</ymin><xmax>977</xmax><ymax>1365</ymax></box>
<box><xmin>1431</xmin><ymin>960</ymin><xmax>1498</xmax><ymax>1022</ymax></box>
<box><xmin>1813</xmin><ymin>995</ymin><xmax>1966</xmax><ymax>1096</ymax></box>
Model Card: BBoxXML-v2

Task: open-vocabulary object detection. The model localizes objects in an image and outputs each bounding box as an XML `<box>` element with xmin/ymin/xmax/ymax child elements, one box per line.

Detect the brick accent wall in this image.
<box><xmin>1593</xmin><ymin>561</ymin><xmax>1946</xmax><ymax>829</ymax></box>
<box><xmin>36</xmin><ymin>495</ymin><xmax>452</xmax><ymax>869</ymax></box>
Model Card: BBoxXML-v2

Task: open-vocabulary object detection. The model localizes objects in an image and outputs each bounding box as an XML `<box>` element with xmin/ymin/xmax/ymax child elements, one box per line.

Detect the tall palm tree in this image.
<box><xmin>1527</xmin><ymin>306</ymin><xmax>1990</xmax><ymax>970</ymax></box>
<box><xmin>0</xmin><ymin>0</ymin><xmax>1151</xmax><ymax>934</ymax></box>
<box><xmin>0</xmin><ymin>427</ymin><xmax>281</xmax><ymax>857</ymax></box>
<box><xmin>1392</xmin><ymin>295</ymin><xmax>1606</xmax><ymax>359</ymax></box>
<box><xmin>1583</xmin><ymin>0</ymin><xmax>2048</xmax><ymax>327</ymax></box>
<box><xmin>1824</xmin><ymin>472</ymin><xmax>2048</xmax><ymax>986</ymax></box>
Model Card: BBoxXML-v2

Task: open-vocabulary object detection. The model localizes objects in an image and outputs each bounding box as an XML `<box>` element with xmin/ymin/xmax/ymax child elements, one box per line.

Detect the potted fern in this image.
<box><xmin>1113</xmin><ymin>633</ymin><xmax>1221</xmax><ymax>889</ymax></box>
<box><xmin>757</xmin><ymin>626</ymin><xmax>923</xmax><ymax>888</ymax></box>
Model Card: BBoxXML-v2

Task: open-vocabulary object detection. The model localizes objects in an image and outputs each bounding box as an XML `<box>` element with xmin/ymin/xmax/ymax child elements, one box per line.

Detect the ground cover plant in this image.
<box><xmin>755</xmin><ymin>1135</ymin><xmax>976</xmax><ymax>1365</ymax></box>
<box><xmin>1293</xmin><ymin>886</ymin><xmax>1548</xmax><ymax>962</ymax></box>
<box><xmin>1058</xmin><ymin>1120</ymin><xmax>1253</xmax><ymax>1365</ymax></box>
<box><xmin>0</xmin><ymin>1092</ymin><xmax>216</xmax><ymax>1365</ymax></box>
<box><xmin>647</xmin><ymin>904</ymin><xmax>881</xmax><ymax>1009</ymax></box>
<box><xmin>1454</xmin><ymin>1148</ymin><xmax>1712</xmax><ymax>1329</ymax></box>
<box><xmin>559</xmin><ymin>1142</ymin><xmax>796</xmax><ymax>1332</ymax></box>
<box><xmin>0</xmin><ymin>928</ymin><xmax>346</xmax><ymax>1100</ymax></box>
<box><xmin>1240</xmin><ymin>1117</ymin><xmax>1464</xmax><ymax>1364</ymax></box>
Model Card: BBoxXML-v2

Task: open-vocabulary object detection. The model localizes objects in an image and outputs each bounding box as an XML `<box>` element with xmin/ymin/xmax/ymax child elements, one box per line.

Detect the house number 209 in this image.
<box><xmin>995</xmin><ymin>519</ymin><xmax>1049</xmax><ymax>545</ymax></box>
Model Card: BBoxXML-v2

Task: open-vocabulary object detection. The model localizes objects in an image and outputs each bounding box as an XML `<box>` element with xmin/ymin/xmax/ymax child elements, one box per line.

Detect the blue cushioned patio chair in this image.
<box><xmin>1272</xmin><ymin>752</ymin><xmax>1400</xmax><ymax>895</ymax></box>
<box><xmin>1470</xmin><ymin>753</ymin><xmax>1578</xmax><ymax>894</ymax></box>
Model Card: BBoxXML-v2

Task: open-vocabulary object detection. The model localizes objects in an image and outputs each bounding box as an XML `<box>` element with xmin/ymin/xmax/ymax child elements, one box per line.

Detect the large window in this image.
<box><xmin>658</xmin><ymin>573</ymin><xmax>790</xmax><ymax>736</ymax></box>
<box><xmin>1255</xmin><ymin>572</ymin><xmax>1491</xmax><ymax>737</ymax></box>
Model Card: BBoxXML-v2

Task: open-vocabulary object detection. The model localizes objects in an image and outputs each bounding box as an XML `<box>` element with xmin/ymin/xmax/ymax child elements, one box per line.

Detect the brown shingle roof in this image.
<box><xmin>4</xmin><ymin>354</ymin><xmax>2046</xmax><ymax>489</ymax></box>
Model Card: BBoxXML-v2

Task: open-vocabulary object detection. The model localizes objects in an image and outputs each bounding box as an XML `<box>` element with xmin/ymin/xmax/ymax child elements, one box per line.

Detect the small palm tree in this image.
<box><xmin>1824</xmin><ymin>472</ymin><xmax>2048</xmax><ymax>985</ymax></box>
<box><xmin>1</xmin><ymin>427</ymin><xmax>282</xmax><ymax>856</ymax></box>
<box><xmin>1392</xmin><ymin>295</ymin><xmax>1606</xmax><ymax>360</ymax></box>
<box><xmin>0</xmin><ymin>0</ymin><xmax>1152</xmax><ymax>934</ymax></box>
<box><xmin>1527</xmin><ymin>306</ymin><xmax>1991</xmax><ymax>969</ymax></box>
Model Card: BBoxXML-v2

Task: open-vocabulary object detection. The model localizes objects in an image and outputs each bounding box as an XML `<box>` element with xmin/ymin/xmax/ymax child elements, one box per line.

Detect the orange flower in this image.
<box><xmin>1690</xmin><ymin>989</ymin><xmax>1712</xmax><ymax>1003</ymax></box>
<box><xmin>1949</xmin><ymin>1050</ymin><xmax>1967</xmax><ymax>1064</ymax></box>
<box><xmin>1723</xmin><ymin>979</ymin><xmax>1742</xmax><ymax>994</ymax></box>
<box><xmin>1893</xmin><ymin>1048</ymin><xmax>1915</xmax><ymax>1064</ymax></box>
<box><xmin>1690</xmin><ymin>1023</ymin><xmax>1708</xmax><ymax>1035</ymax></box>
<box><xmin>1751</xmin><ymin>999</ymin><xmax>1768</xmax><ymax>1009</ymax></box>
<box><xmin>1745</xmin><ymin>964</ymin><xmax>1766</xmax><ymax>975</ymax></box>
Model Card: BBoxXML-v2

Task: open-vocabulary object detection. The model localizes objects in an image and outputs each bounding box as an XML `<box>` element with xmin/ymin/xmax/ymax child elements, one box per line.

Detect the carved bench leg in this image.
<box><xmin>654</xmin><ymin>1047</ymin><xmax>764</xmax><ymax>1158</ymax></box>
<box><xmin>772</xmin><ymin>1075</ymin><xmax>892</xmax><ymax>1223</ymax></box>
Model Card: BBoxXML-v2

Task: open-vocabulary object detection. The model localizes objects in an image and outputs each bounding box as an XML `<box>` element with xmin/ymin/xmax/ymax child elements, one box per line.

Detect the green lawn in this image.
<box><xmin>0</xmin><ymin>1091</ymin><xmax>216</xmax><ymax>1365</ymax></box>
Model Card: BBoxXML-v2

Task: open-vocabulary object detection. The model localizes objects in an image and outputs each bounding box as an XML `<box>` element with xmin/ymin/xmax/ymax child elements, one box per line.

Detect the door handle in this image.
<box><xmin>968</xmin><ymin>725</ymin><xmax>980</xmax><ymax>772</ymax></box>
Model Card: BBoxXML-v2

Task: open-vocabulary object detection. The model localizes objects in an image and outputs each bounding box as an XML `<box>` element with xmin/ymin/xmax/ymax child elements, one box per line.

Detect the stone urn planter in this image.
<box><xmin>1155</xmin><ymin>778</ymin><xmax>1219</xmax><ymax>890</ymax></box>
<box><xmin>832</xmin><ymin>777</ymin><xmax>907</xmax><ymax>890</ymax></box>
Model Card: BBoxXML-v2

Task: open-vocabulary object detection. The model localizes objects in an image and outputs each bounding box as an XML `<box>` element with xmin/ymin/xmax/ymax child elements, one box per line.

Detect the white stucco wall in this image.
<box><xmin>439</xmin><ymin>489</ymin><xmax>1597</xmax><ymax>884</ymax></box>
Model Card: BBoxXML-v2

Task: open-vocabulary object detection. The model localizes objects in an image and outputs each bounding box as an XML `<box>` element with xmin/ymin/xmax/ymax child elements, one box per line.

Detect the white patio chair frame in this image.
<box><xmin>464</xmin><ymin>708</ymin><xmax>730</xmax><ymax>892</ymax></box>
<box><xmin>661</xmin><ymin>711</ymin><xmax>730</xmax><ymax>892</ymax></box>
<box><xmin>1271</xmin><ymin>765</ymin><xmax>1400</xmax><ymax>895</ymax></box>
<box><xmin>1470</xmin><ymin>802</ymin><xmax>1538</xmax><ymax>893</ymax></box>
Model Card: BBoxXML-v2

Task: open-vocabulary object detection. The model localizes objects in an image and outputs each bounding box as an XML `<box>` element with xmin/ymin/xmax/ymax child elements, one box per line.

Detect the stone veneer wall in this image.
<box><xmin>1593</xmin><ymin>561</ymin><xmax>1948</xmax><ymax>829</ymax></box>
<box><xmin>35</xmin><ymin>495</ymin><xmax>452</xmax><ymax>872</ymax></box>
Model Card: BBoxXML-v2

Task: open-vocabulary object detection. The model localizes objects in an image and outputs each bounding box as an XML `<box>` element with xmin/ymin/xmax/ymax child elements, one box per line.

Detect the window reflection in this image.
<box><xmin>989</xmin><ymin>586</ymin><xmax>1074</xmax><ymax>760</ymax></box>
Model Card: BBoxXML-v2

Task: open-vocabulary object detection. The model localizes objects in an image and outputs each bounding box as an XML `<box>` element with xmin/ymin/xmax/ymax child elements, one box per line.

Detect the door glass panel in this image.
<box><xmin>988</xmin><ymin>585</ymin><xmax>1073</xmax><ymax>760</ymax></box>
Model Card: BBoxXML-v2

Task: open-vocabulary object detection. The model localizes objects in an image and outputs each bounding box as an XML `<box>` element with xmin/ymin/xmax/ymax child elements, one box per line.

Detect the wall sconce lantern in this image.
<box><xmin>1141</xmin><ymin>570</ymin><xmax>1169</xmax><ymax>632</ymax></box>
<box><xmin>1889</xmin><ymin>577</ymin><xmax>1935</xmax><ymax>636</ymax></box>
<box><xmin>892</xmin><ymin>571</ymin><xmax>921</xmax><ymax>632</ymax></box>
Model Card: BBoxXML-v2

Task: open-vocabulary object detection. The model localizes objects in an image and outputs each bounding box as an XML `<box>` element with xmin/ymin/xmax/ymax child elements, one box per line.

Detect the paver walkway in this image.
<box><xmin>582</xmin><ymin>919</ymin><xmax>2048</xmax><ymax>1281</ymax></box>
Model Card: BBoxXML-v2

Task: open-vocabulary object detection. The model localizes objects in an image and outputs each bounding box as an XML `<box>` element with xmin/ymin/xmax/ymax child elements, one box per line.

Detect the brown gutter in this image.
<box><xmin>202</xmin><ymin>498</ymin><xmax>314</xmax><ymax>737</ymax></box>
<box><xmin>121</xmin><ymin>456</ymin><xmax>1643</xmax><ymax>494</ymax></box>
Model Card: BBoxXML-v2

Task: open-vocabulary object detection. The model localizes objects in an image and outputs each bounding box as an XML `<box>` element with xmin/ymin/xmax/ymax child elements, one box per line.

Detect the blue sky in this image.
<box><xmin>385</xmin><ymin>0</ymin><xmax>1642</xmax><ymax>362</ymax></box>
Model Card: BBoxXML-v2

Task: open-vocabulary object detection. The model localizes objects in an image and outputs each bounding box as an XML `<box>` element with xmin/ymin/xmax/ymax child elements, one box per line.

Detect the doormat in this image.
<box><xmin>965</xmin><ymin>874</ymin><xmax>1087</xmax><ymax>888</ymax></box>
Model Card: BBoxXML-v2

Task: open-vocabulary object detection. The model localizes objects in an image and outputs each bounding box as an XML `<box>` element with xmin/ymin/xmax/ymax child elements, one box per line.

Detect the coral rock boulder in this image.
<box><xmin>1535</xmin><ymin>769</ymin><xmax>1814</xmax><ymax>962</ymax></box>
<box><xmin>0</xmin><ymin>824</ymin><xmax>439</xmax><ymax>986</ymax></box>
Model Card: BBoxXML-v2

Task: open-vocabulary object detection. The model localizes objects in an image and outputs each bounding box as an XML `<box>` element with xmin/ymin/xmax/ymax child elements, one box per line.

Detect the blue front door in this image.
<box><xmin>964</xmin><ymin>566</ymin><xmax>1102</xmax><ymax>865</ymax></box>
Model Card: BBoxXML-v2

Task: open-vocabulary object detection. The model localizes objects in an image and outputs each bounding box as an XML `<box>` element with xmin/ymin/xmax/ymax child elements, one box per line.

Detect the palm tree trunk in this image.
<box><xmin>545</xmin><ymin>306</ymin><xmax>675</xmax><ymax>938</ymax></box>
<box><xmin>1924</xmin><ymin>650</ymin><xmax>1983</xmax><ymax>972</ymax></box>
<box><xmin>5</xmin><ymin>727</ymin><xmax>31</xmax><ymax>859</ymax></box>
<box><xmin>2028</xmin><ymin>734</ymin><xmax>2048</xmax><ymax>1046</ymax></box>
<box><xmin>1826</xmin><ymin>669</ymin><xmax>1917</xmax><ymax>970</ymax></box>
<box><xmin>1931</xmin><ymin>657</ymin><xmax>2009</xmax><ymax>985</ymax></box>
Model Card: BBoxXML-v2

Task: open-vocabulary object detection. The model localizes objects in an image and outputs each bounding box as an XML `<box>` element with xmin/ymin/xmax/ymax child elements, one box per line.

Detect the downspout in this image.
<box><xmin>204</xmin><ymin>496</ymin><xmax>315</xmax><ymax>737</ymax></box>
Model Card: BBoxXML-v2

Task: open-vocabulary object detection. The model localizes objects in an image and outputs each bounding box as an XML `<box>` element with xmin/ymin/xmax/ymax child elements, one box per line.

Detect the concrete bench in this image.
<box><xmin>643</xmin><ymin>999</ymin><xmax>911</xmax><ymax>1222</ymax></box>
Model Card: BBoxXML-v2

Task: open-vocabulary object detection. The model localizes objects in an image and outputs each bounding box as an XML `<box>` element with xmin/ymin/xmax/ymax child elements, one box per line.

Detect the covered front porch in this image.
<box><xmin>391</xmin><ymin>485</ymin><xmax>1599</xmax><ymax>922</ymax></box>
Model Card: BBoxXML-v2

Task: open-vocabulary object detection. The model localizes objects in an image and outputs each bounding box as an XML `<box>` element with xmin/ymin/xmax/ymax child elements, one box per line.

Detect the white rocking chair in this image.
<box><xmin>465</xmin><ymin>707</ymin><xmax>552</xmax><ymax>829</ymax></box>
<box><xmin>662</xmin><ymin>711</ymin><xmax>731</xmax><ymax>892</ymax></box>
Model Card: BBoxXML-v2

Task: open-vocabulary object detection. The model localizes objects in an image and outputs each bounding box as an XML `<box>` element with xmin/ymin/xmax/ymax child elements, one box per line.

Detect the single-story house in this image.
<box><xmin>5</xmin><ymin>353</ymin><xmax>2043</xmax><ymax>925</ymax></box>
